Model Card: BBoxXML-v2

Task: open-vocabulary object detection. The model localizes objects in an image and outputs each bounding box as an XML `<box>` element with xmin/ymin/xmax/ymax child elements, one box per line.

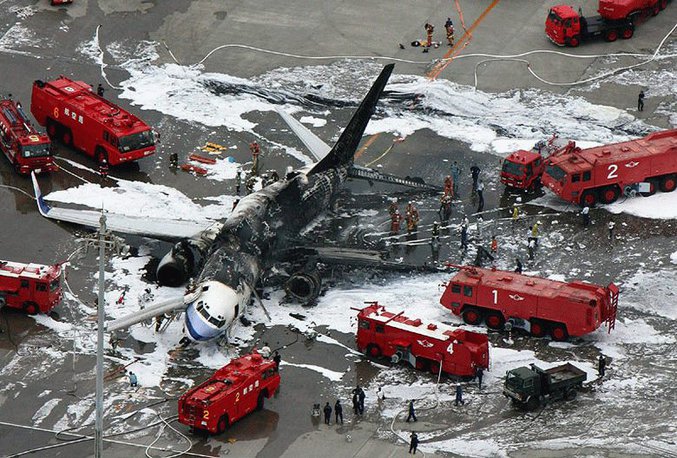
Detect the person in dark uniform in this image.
<box><xmin>470</xmin><ymin>165</ymin><xmax>480</xmax><ymax>192</ymax></box>
<box><xmin>515</xmin><ymin>258</ymin><xmax>523</xmax><ymax>274</ymax></box>
<box><xmin>352</xmin><ymin>391</ymin><xmax>359</xmax><ymax>415</ymax></box>
<box><xmin>409</xmin><ymin>432</ymin><xmax>419</xmax><ymax>454</ymax></box>
<box><xmin>358</xmin><ymin>387</ymin><xmax>366</xmax><ymax>415</ymax></box>
<box><xmin>334</xmin><ymin>400</ymin><xmax>343</xmax><ymax>424</ymax></box>
<box><xmin>323</xmin><ymin>402</ymin><xmax>332</xmax><ymax>425</ymax></box>
<box><xmin>476</xmin><ymin>366</ymin><xmax>484</xmax><ymax>389</ymax></box>
<box><xmin>455</xmin><ymin>384</ymin><xmax>465</xmax><ymax>406</ymax></box>
<box><xmin>406</xmin><ymin>400</ymin><xmax>417</xmax><ymax>422</ymax></box>
<box><xmin>476</xmin><ymin>179</ymin><xmax>485</xmax><ymax>212</ymax></box>
<box><xmin>98</xmin><ymin>158</ymin><xmax>109</xmax><ymax>181</ymax></box>
<box><xmin>273</xmin><ymin>351</ymin><xmax>281</xmax><ymax>370</ymax></box>
<box><xmin>637</xmin><ymin>90</ymin><xmax>645</xmax><ymax>111</ymax></box>
<box><xmin>97</xmin><ymin>83</ymin><xmax>105</xmax><ymax>97</ymax></box>
<box><xmin>598</xmin><ymin>354</ymin><xmax>607</xmax><ymax>377</ymax></box>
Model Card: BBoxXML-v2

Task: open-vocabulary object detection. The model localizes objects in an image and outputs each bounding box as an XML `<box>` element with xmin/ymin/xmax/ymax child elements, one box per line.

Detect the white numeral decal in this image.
<box><xmin>607</xmin><ymin>164</ymin><xmax>618</xmax><ymax>179</ymax></box>
<box><xmin>492</xmin><ymin>289</ymin><xmax>498</xmax><ymax>304</ymax></box>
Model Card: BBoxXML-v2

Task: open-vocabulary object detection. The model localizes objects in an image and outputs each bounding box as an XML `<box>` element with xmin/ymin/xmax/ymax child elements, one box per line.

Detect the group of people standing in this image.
<box><xmin>321</xmin><ymin>385</ymin><xmax>365</xmax><ymax>426</ymax></box>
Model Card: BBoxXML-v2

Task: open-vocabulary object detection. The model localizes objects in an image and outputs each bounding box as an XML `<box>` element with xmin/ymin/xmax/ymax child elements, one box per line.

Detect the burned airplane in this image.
<box><xmin>32</xmin><ymin>64</ymin><xmax>435</xmax><ymax>343</ymax></box>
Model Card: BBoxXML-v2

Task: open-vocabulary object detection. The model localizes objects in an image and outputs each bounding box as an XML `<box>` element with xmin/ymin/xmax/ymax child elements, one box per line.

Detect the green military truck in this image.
<box><xmin>503</xmin><ymin>363</ymin><xmax>586</xmax><ymax>410</ymax></box>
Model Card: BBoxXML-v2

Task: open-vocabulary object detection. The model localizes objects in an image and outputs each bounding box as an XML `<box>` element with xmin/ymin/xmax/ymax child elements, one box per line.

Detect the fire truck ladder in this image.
<box><xmin>606</xmin><ymin>284</ymin><xmax>619</xmax><ymax>333</ymax></box>
<box><xmin>348</xmin><ymin>165</ymin><xmax>441</xmax><ymax>191</ymax></box>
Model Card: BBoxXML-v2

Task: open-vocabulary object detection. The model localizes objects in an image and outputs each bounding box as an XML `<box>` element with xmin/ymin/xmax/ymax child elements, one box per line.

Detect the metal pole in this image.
<box><xmin>95</xmin><ymin>212</ymin><xmax>106</xmax><ymax>457</ymax></box>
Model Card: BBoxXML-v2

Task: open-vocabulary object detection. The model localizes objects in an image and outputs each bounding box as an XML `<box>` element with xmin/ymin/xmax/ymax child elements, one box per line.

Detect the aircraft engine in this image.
<box><xmin>157</xmin><ymin>240</ymin><xmax>202</xmax><ymax>287</ymax></box>
<box><xmin>285</xmin><ymin>267</ymin><xmax>322</xmax><ymax>304</ymax></box>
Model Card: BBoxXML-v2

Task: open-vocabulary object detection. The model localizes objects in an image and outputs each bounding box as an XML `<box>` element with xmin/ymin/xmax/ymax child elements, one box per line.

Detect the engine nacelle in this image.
<box><xmin>157</xmin><ymin>241</ymin><xmax>199</xmax><ymax>287</ymax></box>
<box><xmin>285</xmin><ymin>268</ymin><xmax>322</xmax><ymax>303</ymax></box>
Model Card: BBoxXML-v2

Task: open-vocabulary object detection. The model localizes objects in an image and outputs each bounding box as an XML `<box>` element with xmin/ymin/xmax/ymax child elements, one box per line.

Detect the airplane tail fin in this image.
<box><xmin>308</xmin><ymin>64</ymin><xmax>394</xmax><ymax>175</ymax></box>
<box><xmin>31</xmin><ymin>171</ymin><xmax>52</xmax><ymax>216</ymax></box>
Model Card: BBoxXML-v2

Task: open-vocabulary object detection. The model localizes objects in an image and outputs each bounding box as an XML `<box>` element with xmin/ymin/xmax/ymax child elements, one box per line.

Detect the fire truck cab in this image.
<box><xmin>178</xmin><ymin>352</ymin><xmax>280</xmax><ymax>434</ymax></box>
<box><xmin>0</xmin><ymin>260</ymin><xmax>62</xmax><ymax>314</ymax></box>
<box><xmin>0</xmin><ymin>99</ymin><xmax>56</xmax><ymax>175</ymax></box>
<box><xmin>356</xmin><ymin>303</ymin><xmax>489</xmax><ymax>377</ymax></box>
<box><xmin>31</xmin><ymin>77</ymin><xmax>155</xmax><ymax>166</ymax></box>
<box><xmin>501</xmin><ymin>150</ymin><xmax>545</xmax><ymax>192</ymax></box>
<box><xmin>440</xmin><ymin>266</ymin><xmax>618</xmax><ymax>340</ymax></box>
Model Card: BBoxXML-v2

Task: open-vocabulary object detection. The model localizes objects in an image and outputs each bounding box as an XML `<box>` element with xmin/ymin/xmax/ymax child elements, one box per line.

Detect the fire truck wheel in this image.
<box><xmin>529</xmin><ymin>320</ymin><xmax>546</xmax><ymax>338</ymax></box>
<box><xmin>429</xmin><ymin>361</ymin><xmax>441</xmax><ymax>375</ymax></box>
<box><xmin>256</xmin><ymin>391</ymin><xmax>267</xmax><ymax>411</ymax></box>
<box><xmin>366</xmin><ymin>344</ymin><xmax>382</xmax><ymax>358</ymax></box>
<box><xmin>605</xmin><ymin>29</ymin><xmax>618</xmax><ymax>42</ymax></box>
<box><xmin>550</xmin><ymin>324</ymin><xmax>568</xmax><ymax>341</ymax></box>
<box><xmin>62</xmin><ymin>129</ymin><xmax>73</xmax><ymax>147</ymax></box>
<box><xmin>621</xmin><ymin>27</ymin><xmax>634</xmax><ymax>39</ymax></box>
<box><xmin>659</xmin><ymin>174</ymin><xmax>677</xmax><ymax>193</ymax></box>
<box><xmin>46</xmin><ymin>119</ymin><xmax>59</xmax><ymax>138</ymax></box>
<box><xmin>600</xmin><ymin>186</ymin><xmax>620</xmax><ymax>204</ymax></box>
<box><xmin>216</xmin><ymin>415</ymin><xmax>229</xmax><ymax>434</ymax></box>
<box><xmin>567</xmin><ymin>36</ymin><xmax>580</xmax><ymax>47</ymax></box>
<box><xmin>652</xmin><ymin>4</ymin><xmax>660</xmax><ymax>15</ymax></box>
<box><xmin>580</xmin><ymin>190</ymin><xmax>597</xmax><ymax>207</ymax></box>
<box><xmin>485</xmin><ymin>313</ymin><xmax>505</xmax><ymax>330</ymax></box>
<box><xmin>462</xmin><ymin>308</ymin><xmax>482</xmax><ymax>326</ymax></box>
<box><xmin>22</xmin><ymin>301</ymin><xmax>39</xmax><ymax>315</ymax></box>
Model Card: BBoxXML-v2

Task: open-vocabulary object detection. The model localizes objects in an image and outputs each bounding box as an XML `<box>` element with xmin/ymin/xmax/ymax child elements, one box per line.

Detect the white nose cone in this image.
<box><xmin>184</xmin><ymin>281</ymin><xmax>241</xmax><ymax>341</ymax></box>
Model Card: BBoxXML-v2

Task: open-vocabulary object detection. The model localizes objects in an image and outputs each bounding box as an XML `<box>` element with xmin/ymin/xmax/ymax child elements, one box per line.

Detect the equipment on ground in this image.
<box><xmin>31</xmin><ymin>77</ymin><xmax>156</xmax><ymax>166</ymax></box>
<box><xmin>503</xmin><ymin>362</ymin><xmax>586</xmax><ymax>410</ymax></box>
<box><xmin>541</xmin><ymin>129</ymin><xmax>677</xmax><ymax>206</ymax></box>
<box><xmin>355</xmin><ymin>302</ymin><xmax>489</xmax><ymax>377</ymax></box>
<box><xmin>0</xmin><ymin>259</ymin><xmax>62</xmax><ymax>314</ymax></box>
<box><xmin>546</xmin><ymin>0</ymin><xmax>671</xmax><ymax>47</ymax></box>
<box><xmin>0</xmin><ymin>98</ymin><xmax>56</xmax><ymax>175</ymax></box>
<box><xmin>440</xmin><ymin>265</ymin><xmax>618</xmax><ymax>340</ymax></box>
<box><xmin>178</xmin><ymin>352</ymin><xmax>280</xmax><ymax>434</ymax></box>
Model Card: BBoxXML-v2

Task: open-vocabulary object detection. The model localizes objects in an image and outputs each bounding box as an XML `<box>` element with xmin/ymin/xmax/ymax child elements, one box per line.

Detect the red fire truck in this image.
<box><xmin>500</xmin><ymin>135</ymin><xmax>569</xmax><ymax>192</ymax></box>
<box><xmin>356</xmin><ymin>302</ymin><xmax>489</xmax><ymax>377</ymax></box>
<box><xmin>178</xmin><ymin>352</ymin><xmax>280</xmax><ymax>434</ymax></box>
<box><xmin>440</xmin><ymin>266</ymin><xmax>618</xmax><ymax>341</ymax></box>
<box><xmin>546</xmin><ymin>0</ymin><xmax>670</xmax><ymax>47</ymax></box>
<box><xmin>0</xmin><ymin>98</ymin><xmax>56</xmax><ymax>175</ymax></box>
<box><xmin>541</xmin><ymin>129</ymin><xmax>677</xmax><ymax>206</ymax></box>
<box><xmin>0</xmin><ymin>260</ymin><xmax>63</xmax><ymax>314</ymax></box>
<box><xmin>31</xmin><ymin>77</ymin><xmax>155</xmax><ymax>166</ymax></box>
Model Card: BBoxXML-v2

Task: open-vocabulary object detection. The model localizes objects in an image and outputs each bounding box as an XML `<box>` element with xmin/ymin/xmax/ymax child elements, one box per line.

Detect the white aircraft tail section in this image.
<box><xmin>275</xmin><ymin>107</ymin><xmax>331</xmax><ymax>162</ymax></box>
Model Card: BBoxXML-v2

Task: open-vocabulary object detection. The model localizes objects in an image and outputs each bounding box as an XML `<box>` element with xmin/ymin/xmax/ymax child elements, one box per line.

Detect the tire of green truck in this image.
<box><xmin>525</xmin><ymin>396</ymin><xmax>540</xmax><ymax>411</ymax></box>
<box><xmin>564</xmin><ymin>388</ymin><xmax>578</xmax><ymax>401</ymax></box>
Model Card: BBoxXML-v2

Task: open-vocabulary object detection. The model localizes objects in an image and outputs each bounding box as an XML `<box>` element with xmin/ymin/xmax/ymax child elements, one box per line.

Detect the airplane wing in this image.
<box><xmin>106</xmin><ymin>296</ymin><xmax>186</xmax><ymax>332</ymax></box>
<box><xmin>31</xmin><ymin>172</ymin><xmax>214</xmax><ymax>240</ymax></box>
<box><xmin>275</xmin><ymin>107</ymin><xmax>331</xmax><ymax>161</ymax></box>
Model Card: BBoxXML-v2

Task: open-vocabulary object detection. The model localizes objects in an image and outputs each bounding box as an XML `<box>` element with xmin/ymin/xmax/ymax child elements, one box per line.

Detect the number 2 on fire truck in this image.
<box><xmin>607</xmin><ymin>164</ymin><xmax>618</xmax><ymax>179</ymax></box>
<box><xmin>203</xmin><ymin>410</ymin><xmax>209</xmax><ymax>420</ymax></box>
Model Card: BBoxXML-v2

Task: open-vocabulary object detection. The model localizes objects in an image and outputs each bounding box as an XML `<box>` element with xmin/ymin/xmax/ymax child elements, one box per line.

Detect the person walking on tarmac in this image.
<box><xmin>514</xmin><ymin>258</ymin><xmax>523</xmax><ymax>274</ymax></box>
<box><xmin>409</xmin><ymin>432</ymin><xmax>419</xmax><ymax>454</ymax></box>
<box><xmin>334</xmin><ymin>400</ymin><xmax>344</xmax><ymax>424</ymax></box>
<box><xmin>406</xmin><ymin>399</ymin><xmax>417</xmax><ymax>422</ymax></box>
<box><xmin>455</xmin><ymin>384</ymin><xmax>465</xmax><ymax>406</ymax></box>
<box><xmin>439</xmin><ymin>194</ymin><xmax>453</xmax><ymax>223</ymax></box>
<box><xmin>638</xmin><ymin>90</ymin><xmax>645</xmax><ymax>112</ymax></box>
<box><xmin>249</xmin><ymin>141</ymin><xmax>261</xmax><ymax>176</ymax></box>
<box><xmin>470</xmin><ymin>165</ymin><xmax>480</xmax><ymax>193</ymax></box>
<box><xmin>528</xmin><ymin>238</ymin><xmax>536</xmax><ymax>260</ymax></box>
<box><xmin>352</xmin><ymin>391</ymin><xmax>359</xmax><ymax>415</ymax></box>
<box><xmin>97</xmin><ymin>83</ymin><xmax>105</xmax><ymax>97</ymax></box>
<box><xmin>476</xmin><ymin>179</ymin><xmax>485</xmax><ymax>213</ymax></box>
<box><xmin>476</xmin><ymin>366</ymin><xmax>484</xmax><ymax>389</ymax></box>
<box><xmin>98</xmin><ymin>158</ymin><xmax>109</xmax><ymax>182</ymax></box>
<box><xmin>128</xmin><ymin>371</ymin><xmax>138</xmax><ymax>388</ymax></box>
<box><xmin>444</xmin><ymin>17</ymin><xmax>455</xmax><ymax>47</ymax></box>
<box><xmin>390</xmin><ymin>209</ymin><xmax>403</xmax><ymax>235</ymax></box>
<box><xmin>608</xmin><ymin>220</ymin><xmax>616</xmax><ymax>241</ymax></box>
<box><xmin>580</xmin><ymin>206</ymin><xmax>591</xmax><ymax>227</ymax></box>
<box><xmin>323</xmin><ymin>402</ymin><xmax>332</xmax><ymax>425</ymax></box>
<box><xmin>405</xmin><ymin>202</ymin><xmax>420</xmax><ymax>235</ymax></box>
<box><xmin>598</xmin><ymin>355</ymin><xmax>607</xmax><ymax>377</ymax></box>
<box><xmin>424</xmin><ymin>23</ymin><xmax>434</xmax><ymax>49</ymax></box>
<box><xmin>460</xmin><ymin>219</ymin><xmax>469</xmax><ymax>250</ymax></box>
<box><xmin>273</xmin><ymin>351</ymin><xmax>281</xmax><ymax>370</ymax></box>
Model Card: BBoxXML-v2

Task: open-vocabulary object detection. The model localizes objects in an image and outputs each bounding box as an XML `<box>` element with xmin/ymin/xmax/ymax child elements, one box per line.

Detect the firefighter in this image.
<box><xmin>490</xmin><ymin>235</ymin><xmax>498</xmax><ymax>254</ymax></box>
<box><xmin>476</xmin><ymin>366</ymin><xmax>484</xmax><ymax>389</ymax></box>
<box><xmin>406</xmin><ymin>399</ymin><xmax>417</xmax><ymax>422</ymax></box>
<box><xmin>608</xmin><ymin>220</ymin><xmax>615</xmax><ymax>241</ymax></box>
<box><xmin>445</xmin><ymin>20</ymin><xmax>455</xmax><ymax>47</ymax></box>
<box><xmin>528</xmin><ymin>238</ymin><xmax>536</xmax><ymax>260</ymax></box>
<box><xmin>273</xmin><ymin>351</ymin><xmax>281</xmax><ymax>370</ymax></box>
<box><xmin>352</xmin><ymin>391</ymin><xmax>359</xmax><ymax>415</ymax></box>
<box><xmin>358</xmin><ymin>387</ymin><xmax>366</xmax><ymax>415</ymax></box>
<box><xmin>128</xmin><ymin>371</ymin><xmax>138</xmax><ymax>388</ymax></box>
<box><xmin>476</xmin><ymin>179</ymin><xmax>485</xmax><ymax>213</ymax></box>
<box><xmin>529</xmin><ymin>222</ymin><xmax>541</xmax><ymax>247</ymax></box>
<box><xmin>439</xmin><ymin>194</ymin><xmax>453</xmax><ymax>223</ymax></box>
<box><xmin>249</xmin><ymin>141</ymin><xmax>261</xmax><ymax>176</ymax></box>
<box><xmin>98</xmin><ymin>158</ymin><xmax>109</xmax><ymax>181</ymax></box>
<box><xmin>580</xmin><ymin>206</ymin><xmax>591</xmax><ymax>227</ymax></box>
<box><xmin>638</xmin><ymin>90</ymin><xmax>645</xmax><ymax>112</ymax></box>
<box><xmin>598</xmin><ymin>354</ymin><xmax>607</xmax><ymax>377</ymax></box>
<box><xmin>352</xmin><ymin>385</ymin><xmax>365</xmax><ymax>415</ymax></box>
<box><xmin>424</xmin><ymin>23</ymin><xmax>434</xmax><ymax>50</ymax></box>
<box><xmin>259</xmin><ymin>342</ymin><xmax>271</xmax><ymax>358</ymax></box>
<box><xmin>169</xmin><ymin>152</ymin><xmax>178</xmax><ymax>169</ymax></box>
<box><xmin>454</xmin><ymin>384</ymin><xmax>465</xmax><ymax>406</ymax></box>
<box><xmin>450</xmin><ymin>161</ymin><xmax>461</xmax><ymax>196</ymax></box>
<box><xmin>323</xmin><ymin>402</ymin><xmax>332</xmax><ymax>425</ymax></box>
<box><xmin>334</xmin><ymin>399</ymin><xmax>344</xmax><ymax>424</ymax></box>
<box><xmin>97</xmin><ymin>83</ymin><xmax>105</xmax><ymax>97</ymax></box>
<box><xmin>405</xmin><ymin>202</ymin><xmax>420</xmax><ymax>235</ymax></box>
<box><xmin>470</xmin><ymin>165</ymin><xmax>480</xmax><ymax>193</ymax></box>
<box><xmin>409</xmin><ymin>432</ymin><xmax>419</xmax><ymax>454</ymax></box>
<box><xmin>116</xmin><ymin>291</ymin><xmax>126</xmax><ymax>305</ymax></box>
<box><xmin>431</xmin><ymin>221</ymin><xmax>440</xmax><ymax>238</ymax></box>
<box><xmin>515</xmin><ymin>258</ymin><xmax>523</xmax><ymax>274</ymax></box>
<box><xmin>443</xmin><ymin>175</ymin><xmax>453</xmax><ymax>197</ymax></box>
<box><xmin>460</xmin><ymin>220</ymin><xmax>468</xmax><ymax>250</ymax></box>
<box><xmin>512</xmin><ymin>198</ymin><xmax>520</xmax><ymax>225</ymax></box>
<box><xmin>235</xmin><ymin>168</ymin><xmax>242</xmax><ymax>195</ymax></box>
<box><xmin>388</xmin><ymin>199</ymin><xmax>399</xmax><ymax>217</ymax></box>
<box><xmin>390</xmin><ymin>209</ymin><xmax>403</xmax><ymax>235</ymax></box>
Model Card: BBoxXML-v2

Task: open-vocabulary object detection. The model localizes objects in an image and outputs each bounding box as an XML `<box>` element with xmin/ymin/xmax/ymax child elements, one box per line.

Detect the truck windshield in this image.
<box><xmin>22</xmin><ymin>143</ymin><xmax>51</xmax><ymax>158</ymax></box>
<box><xmin>547</xmin><ymin>10</ymin><xmax>562</xmax><ymax>25</ymax></box>
<box><xmin>118</xmin><ymin>130</ymin><xmax>154</xmax><ymax>153</ymax></box>
<box><xmin>506</xmin><ymin>372</ymin><xmax>523</xmax><ymax>388</ymax></box>
<box><xmin>502</xmin><ymin>160</ymin><xmax>525</xmax><ymax>177</ymax></box>
<box><xmin>50</xmin><ymin>279</ymin><xmax>60</xmax><ymax>292</ymax></box>
<box><xmin>545</xmin><ymin>164</ymin><xmax>567</xmax><ymax>182</ymax></box>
